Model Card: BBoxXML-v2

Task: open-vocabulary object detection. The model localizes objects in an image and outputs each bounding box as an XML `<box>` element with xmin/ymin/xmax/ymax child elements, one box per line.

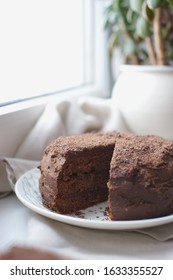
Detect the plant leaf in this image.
<box><xmin>123</xmin><ymin>38</ymin><xmax>136</xmax><ymax>56</ymax></box>
<box><xmin>145</xmin><ymin>4</ymin><xmax>154</xmax><ymax>21</ymax></box>
<box><xmin>108</xmin><ymin>31</ymin><xmax>121</xmax><ymax>58</ymax></box>
<box><xmin>130</xmin><ymin>0</ymin><xmax>144</xmax><ymax>13</ymax></box>
<box><xmin>136</xmin><ymin>17</ymin><xmax>150</xmax><ymax>38</ymax></box>
<box><xmin>147</xmin><ymin>0</ymin><xmax>162</xmax><ymax>10</ymax></box>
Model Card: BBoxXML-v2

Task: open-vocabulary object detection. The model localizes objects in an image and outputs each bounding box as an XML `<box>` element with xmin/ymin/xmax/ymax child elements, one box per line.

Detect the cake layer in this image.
<box><xmin>40</xmin><ymin>170</ymin><xmax>109</xmax><ymax>196</ymax></box>
<box><xmin>41</xmin><ymin>188</ymin><xmax>107</xmax><ymax>214</ymax></box>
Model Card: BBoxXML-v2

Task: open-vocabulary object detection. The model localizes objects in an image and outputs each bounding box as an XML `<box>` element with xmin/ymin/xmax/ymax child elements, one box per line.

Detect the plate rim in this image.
<box><xmin>15</xmin><ymin>168</ymin><xmax>173</xmax><ymax>230</ymax></box>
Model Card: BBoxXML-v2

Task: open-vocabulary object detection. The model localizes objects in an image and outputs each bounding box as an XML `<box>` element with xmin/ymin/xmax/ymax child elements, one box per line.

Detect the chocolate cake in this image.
<box><xmin>39</xmin><ymin>132</ymin><xmax>173</xmax><ymax>220</ymax></box>
<box><xmin>108</xmin><ymin>134</ymin><xmax>173</xmax><ymax>220</ymax></box>
<box><xmin>39</xmin><ymin>132</ymin><xmax>120</xmax><ymax>214</ymax></box>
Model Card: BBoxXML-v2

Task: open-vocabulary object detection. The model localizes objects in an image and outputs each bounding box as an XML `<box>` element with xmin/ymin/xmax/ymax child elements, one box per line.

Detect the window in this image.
<box><xmin>0</xmin><ymin>0</ymin><xmax>110</xmax><ymax>157</ymax></box>
<box><xmin>0</xmin><ymin>0</ymin><xmax>110</xmax><ymax>106</ymax></box>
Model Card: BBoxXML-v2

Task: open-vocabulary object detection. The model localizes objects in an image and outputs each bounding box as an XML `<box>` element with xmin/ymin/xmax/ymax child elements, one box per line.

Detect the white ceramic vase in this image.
<box><xmin>112</xmin><ymin>65</ymin><xmax>173</xmax><ymax>140</ymax></box>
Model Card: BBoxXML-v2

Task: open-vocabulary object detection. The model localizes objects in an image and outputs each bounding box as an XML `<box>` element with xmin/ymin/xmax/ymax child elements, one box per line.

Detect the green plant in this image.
<box><xmin>103</xmin><ymin>0</ymin><xmax>173</xmax><ymax>65</ymax></box>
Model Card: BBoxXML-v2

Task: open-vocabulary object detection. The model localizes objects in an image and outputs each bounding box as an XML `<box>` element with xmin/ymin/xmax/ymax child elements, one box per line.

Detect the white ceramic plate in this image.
<box><xmin>15</xmin><ymin>168</ymin><xmax>173</xmax><ymax>230</ymax></box>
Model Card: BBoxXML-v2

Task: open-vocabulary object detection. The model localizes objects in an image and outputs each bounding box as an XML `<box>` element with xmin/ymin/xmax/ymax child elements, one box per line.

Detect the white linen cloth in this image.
<box><xmin>1</xmin><ymin>95</ymin><xmax>173</xmax><ymax>259</ymax></box>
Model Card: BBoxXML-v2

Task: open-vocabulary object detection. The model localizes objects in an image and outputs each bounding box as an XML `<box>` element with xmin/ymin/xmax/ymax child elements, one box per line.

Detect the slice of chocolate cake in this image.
<box><xmin>108</xmin><ymin>134</ymin><xmax>173</xmax><ymax>220</ymax></box>
<box><xmin>39</xmin><ymin>132</ymin><xmax>120</xmax><ymax>214</ymax></box>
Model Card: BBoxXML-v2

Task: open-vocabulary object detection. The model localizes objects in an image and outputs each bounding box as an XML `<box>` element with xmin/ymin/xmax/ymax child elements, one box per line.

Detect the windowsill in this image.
<box><xmin>0</xmin><ymin>84</ymin><xmax>109</xmax><ymax>116</ymax></box>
